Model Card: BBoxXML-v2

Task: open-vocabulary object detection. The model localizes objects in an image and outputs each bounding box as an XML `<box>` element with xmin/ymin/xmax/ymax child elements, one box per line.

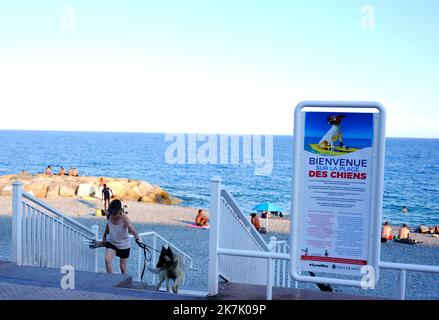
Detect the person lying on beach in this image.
<box><xmin>195</xmin><ymin>209</ymin><xmax>208</xmax><ymax>227</ymax></box>
<box><xmin>381</xmin><ymin>221</ymin><xmax>393</xmax><ymax>242</ymax></box>
<box><xmin>102</xmin><ymin>200</ymin><xmax>140</xmax><ymax>274</ymax></box>
<box><xmin>250</xmin><ymin>213</ymin><xmax>261</xmax><ymax>232</ymax></box>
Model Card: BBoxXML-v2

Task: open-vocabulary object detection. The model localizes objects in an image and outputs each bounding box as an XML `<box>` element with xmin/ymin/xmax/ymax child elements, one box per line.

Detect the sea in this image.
<box><xmin>0</xmin><ymin>130</ymin><xmax>438</xmax><ymax>227</ymax></box>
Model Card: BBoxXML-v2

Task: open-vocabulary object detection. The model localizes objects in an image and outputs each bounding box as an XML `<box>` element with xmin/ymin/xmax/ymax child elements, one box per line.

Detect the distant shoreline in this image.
<box><xmin>1</xmin><ymin>195</ymin><xmax>438</xmax><ymax>247</ymax></box>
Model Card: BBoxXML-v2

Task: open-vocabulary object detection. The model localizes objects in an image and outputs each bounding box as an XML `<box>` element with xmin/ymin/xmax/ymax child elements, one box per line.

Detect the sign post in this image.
<box><xmin>290</xmin><ymin>101</ymin><xmax>385</xmax><ymax>288</ymax></box>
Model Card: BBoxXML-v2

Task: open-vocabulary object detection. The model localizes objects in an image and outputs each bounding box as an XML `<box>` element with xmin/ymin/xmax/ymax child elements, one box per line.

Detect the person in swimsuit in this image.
<box><xmin>250</xmin><ymin>213</ymin><xmax>261</xmax><ymax>232</ymax></box>
<box><xmin>195</xmin><ymin>209</ymin><xmax>208</xmax><ymax>226</ymax></box>
<box><xmin>381</xmin><ymin>221</ymin><xmax>393</xmax><ymax>242</ymax></box>
<box><xmin>45</xmin><ymin>166</ymin><xmax>53</xmax><ymax>175</ymax></box>
<box><xmin>58</xmin><ymin>167</ymin><xmax>65</xmax><ymax>176</ymax></box>
<box><xmin>102</xmin><ymin>184</ymin><xmax>113</xmax><ymax>211</ymax></box>
<box><xmin>398</xmin><ymin>223</ymin><xmax>410</xmax><ymax>240</ymax></box>
<box><xmin>102</xmin><ymin>200</ymin><xmax>140</xmax><ymax>274</ymax></box>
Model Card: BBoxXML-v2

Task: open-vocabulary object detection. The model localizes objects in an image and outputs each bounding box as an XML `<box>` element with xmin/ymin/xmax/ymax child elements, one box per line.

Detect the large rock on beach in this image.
<box><xmin>77</xmin><ymin>183</ymin><xmax>94</xmax><ymax>197</ymax></box>
<box><xmin>60</xmin><ymin>183</ymin><xmax>78</xmax><ymax>197</ymax></box>
<box><xmin>46</xmin><ymin>183</ymin><xmax>60</xmax><ymax>199</ymax></box>
<box><xmin>24</xmin><ymin>183</ymin><xmax>49</xmax><ymax>199</ymax></box>
<box><xmin>0</xmin><ymin>173</ymin><xmax>181</xmax><ymax>205</ymax></box>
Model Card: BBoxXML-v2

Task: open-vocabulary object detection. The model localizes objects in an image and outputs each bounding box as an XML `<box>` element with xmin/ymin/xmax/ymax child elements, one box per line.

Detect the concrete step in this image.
<box><xmin>0</xmin><ymin>261</ymin><xmax>204</xmax><ymax>300</ymax></box>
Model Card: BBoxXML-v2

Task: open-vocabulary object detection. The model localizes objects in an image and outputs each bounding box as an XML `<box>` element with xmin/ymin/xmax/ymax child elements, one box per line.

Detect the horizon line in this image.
<box><xmin>0</xmin><ymin>128</ymin><xmax>438</xmax><ymax>140</ymax></box>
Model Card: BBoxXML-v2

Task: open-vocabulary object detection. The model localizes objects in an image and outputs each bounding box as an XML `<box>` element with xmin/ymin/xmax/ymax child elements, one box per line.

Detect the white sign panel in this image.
<box><xmin>291</xmin><ymin>102</ymin><xmax>385</xmax><ymax>285</ymax></box>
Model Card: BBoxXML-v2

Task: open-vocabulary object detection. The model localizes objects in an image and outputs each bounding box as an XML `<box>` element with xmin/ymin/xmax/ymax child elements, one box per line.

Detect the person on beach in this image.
<box><xmin>45</xmin><ymin>166</ymin><xmax>53</xmax><ymax>175</ymax></box>
<box><xmin>398</xmin><ymin>223</ymin><xmax>410</xmax><ymax>239</ymax></box>
<box><xmin>381</xmin><ymin>221</ymin><xmax>393</xmax><ymax>242</ymax></box>
<box><xmin>58</xmin><ymin>167</ymin><xmax>65</xmax><ymax>176</ymax></box>
<box><xmin>195</xmin><ymin>209</ymin><xmax>208</xmax><ymax>226</ymax></box>
<box><xmin>102</xmin><ymin>200</ymin><xmax>140</xmax><ymax>274</ymax></box>
<box><xmin>72</xmin><ymin>168</ymin><xmax>78</xmax><ymax>177</ymax></box>
<box><xmin>250</xmin><ymin>213</ymin><xmax>261</xmax><ymax>232</ymax></box>
<box><xmin>68</xmin><ymin>167</ymin><xmax>74</xmax><ymax>176</ymax></box>
<box><xmin>102</xmin><ymin>184</ymin><xmax>113</xmax><ymax>211</ymax></box>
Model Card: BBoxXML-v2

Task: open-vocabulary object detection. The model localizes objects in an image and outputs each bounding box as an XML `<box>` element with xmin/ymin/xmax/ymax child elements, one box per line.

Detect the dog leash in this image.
<box><xmin>135</xmin><ymin>239</ymin><xmax>160</xmax><ymax>281</ymax></box>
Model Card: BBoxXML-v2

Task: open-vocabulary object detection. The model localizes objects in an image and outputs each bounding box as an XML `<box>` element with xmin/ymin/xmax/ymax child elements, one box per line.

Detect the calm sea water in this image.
<box><xmin>0</xmin><ymin>131</ymin><xmax>438</xmax><ymax>226</ymax></box>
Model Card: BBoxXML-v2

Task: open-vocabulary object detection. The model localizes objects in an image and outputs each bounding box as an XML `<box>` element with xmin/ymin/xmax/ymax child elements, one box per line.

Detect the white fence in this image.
<box><xmin>208</xmin><ymin>177</ymin><xmax>277</xmax><ymax>295</ymax></box>
<box><xmin>131</xmin><ymin>231</ymin><xmax>193</xmax><ymax>286</ymax></box>
<box><xmin>11</xmin><ymin>181</ymin><xmax>99</xmax><ymax>272</ymax></box>
<box><xmin>208</xmin><ymin>177</ymin><xmax>439</xmax><ymax>300</ymax></box>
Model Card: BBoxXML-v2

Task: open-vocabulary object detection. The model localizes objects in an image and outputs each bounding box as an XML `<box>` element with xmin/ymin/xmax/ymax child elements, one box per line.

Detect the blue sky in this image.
<box><xmin>1</xmin><ymin>1</ymin><xmax>438</xmax><ymax>137</ymax></box>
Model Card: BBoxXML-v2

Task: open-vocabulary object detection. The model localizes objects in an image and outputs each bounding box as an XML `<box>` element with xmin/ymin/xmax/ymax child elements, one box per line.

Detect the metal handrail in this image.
<box><xmin>22</xmin><ymin>191</ymin><xmax>94</xmax><ymax>237</ymax></box>
<box><xmin>210</xmin><ymin>178</ymin><xmax>439</xmax><ymax>300</ymax></box>
<box><xmin>131</xmin><ymin>231</ymin><xmax>194</xmax><ymax>269</ymax></box>
<box><xmin>220</xmin><ymin>188</ymin><xmax>270</xmax><ymax>251</ymax></box>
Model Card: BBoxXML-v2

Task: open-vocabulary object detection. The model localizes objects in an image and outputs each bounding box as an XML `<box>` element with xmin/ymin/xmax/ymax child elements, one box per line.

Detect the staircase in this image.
<box><xmin>8</xmin><ymin>181</ymin><xmax>203</xmax><ymax>299</ymax></box>
<box><xmin>0</xmin><ymin>261</ymin><xmax>205</xmax><ymax>300</ymax></box>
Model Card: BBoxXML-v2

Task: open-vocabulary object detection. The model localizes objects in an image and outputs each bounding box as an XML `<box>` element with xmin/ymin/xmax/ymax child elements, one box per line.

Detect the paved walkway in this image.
<box><xmin>210</xmin><ymin>281</ymin><xmax>381</xmax><ymax>300</ymax></box>
<box><xmin>0</xmin><ymin>261</ymin><xmax>201</xmax><ymax>300</ymax></box>
<box><xmin>0</xmin><ymin>282</ymin><xmax>146</xmax><ymax>300</ymax></box>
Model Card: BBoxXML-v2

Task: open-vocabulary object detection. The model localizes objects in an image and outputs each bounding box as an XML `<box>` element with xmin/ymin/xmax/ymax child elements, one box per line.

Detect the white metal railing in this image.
<box><xmin>208</xmin><ymin>177</ymin><xmax>439</xmax><ymax>300</ymax></box>
<box><xmin>11</xmin><ymin>181</ymin><xmax>99</xmax><ymax>272</ymax></box>
<box><xmin>130</xmin><ymin>231</ymin><xmax>193</xmax><ymax>286</ymax></box>
<box><xmin>208</xmin><ymin>177</ymin><xmax>276</xmax><ymax>295</ymax></box>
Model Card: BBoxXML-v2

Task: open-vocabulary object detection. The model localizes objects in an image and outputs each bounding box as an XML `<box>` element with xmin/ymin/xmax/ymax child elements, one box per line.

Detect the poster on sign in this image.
<box><xmin>291</xmin><ymin>102</ymin><xmax>385</xmax><ymax>284</ymax></box>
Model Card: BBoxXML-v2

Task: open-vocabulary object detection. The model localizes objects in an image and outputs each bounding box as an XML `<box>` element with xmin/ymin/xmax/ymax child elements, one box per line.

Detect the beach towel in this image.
<box><xmin>187</xmin><ymin>223</ymin><xmax>209</xmax><ymax>229</ymax></box>
<box><xmin>394</xmin><ymin>238</ymin><xmax>422</xmax><ymax>245</ymax></box>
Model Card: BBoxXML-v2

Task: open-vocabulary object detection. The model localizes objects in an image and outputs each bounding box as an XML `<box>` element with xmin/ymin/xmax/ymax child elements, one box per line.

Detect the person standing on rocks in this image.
<box><xmin>102</xmin><ymin>184</ymin><xmax>113</xmax><ymax>211</ymax></box>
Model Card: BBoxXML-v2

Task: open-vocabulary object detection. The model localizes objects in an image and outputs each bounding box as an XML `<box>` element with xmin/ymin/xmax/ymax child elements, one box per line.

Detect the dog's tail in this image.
<box><xmin>147</xmin><ymin>267</ymin><xmax>161</xmax><ymax>274</ymax></box>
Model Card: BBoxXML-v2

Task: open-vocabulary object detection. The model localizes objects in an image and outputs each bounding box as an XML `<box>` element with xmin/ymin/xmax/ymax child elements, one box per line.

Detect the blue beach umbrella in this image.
<box><xmin>252</xmin><ymin>202</ymin><xmax>283</xmax><ymax>213</ymax></box>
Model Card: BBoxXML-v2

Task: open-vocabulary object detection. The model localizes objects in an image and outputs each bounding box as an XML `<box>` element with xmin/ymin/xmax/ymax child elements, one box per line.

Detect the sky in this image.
<box><xmin>0</xmin><ymin>0</ymin><xmax>438</xmax><ymax>137</ymax></box>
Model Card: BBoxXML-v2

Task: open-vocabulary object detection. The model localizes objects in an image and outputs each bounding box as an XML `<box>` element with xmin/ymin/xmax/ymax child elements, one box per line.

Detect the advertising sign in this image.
<box><xmin>291</xmin><ymin>102</ymin><xmax>385</xmax><ymax>285</ymax></box>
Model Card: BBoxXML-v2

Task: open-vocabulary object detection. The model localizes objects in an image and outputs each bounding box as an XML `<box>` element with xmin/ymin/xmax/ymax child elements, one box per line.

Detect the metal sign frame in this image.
<box><xmin>290</xmin><ymin>101</ymin><xmax>386</xmax><ymax>287</ymax></box>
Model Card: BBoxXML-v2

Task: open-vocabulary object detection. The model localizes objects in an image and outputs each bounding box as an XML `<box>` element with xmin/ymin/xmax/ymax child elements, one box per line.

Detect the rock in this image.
<box><xmin>46</xmin><ymin>183</ymin><xmax>60</xmax><ymax>199</ymax></box>
<box><xmin>0</xmin><ymin>173</ymin><xmax>180</xmax><ymax>205</ymax></box>
<box><xmin>107</xmin><ymin>181</ymin><xmax>126</xmax><ymax>199</ymax></box>
<box><xmin>138</xmin><ymin>182</ymin><xmax>153</xmax><ymax>194</ymax></box>
<box><xmin>59</xmin><ymin>183</ymin><xmax>78</xmax><ymax>197</ymax></box>
<box><xmin>125</xmin><ymin>186</ymin><xmax>143</xmax><ymax>201</ymax></box>
<box><xmin>77</xmin><ymin>183</ymin><xmax>95</xmax><ymax>197</ymax></box>
<box><xmin>139</xmin><ymin>194</ymin><xmax>158</xmax><ymax>203</ymax></box>
<box><xmin>1</xmin><ymin>185</ymin><xmax>13</xmax><ymax>196</ymax></box>
<box><xmin>24</xmin><ymin>183</ymin><xmax>49</xmax><ymax>199</ymax></box>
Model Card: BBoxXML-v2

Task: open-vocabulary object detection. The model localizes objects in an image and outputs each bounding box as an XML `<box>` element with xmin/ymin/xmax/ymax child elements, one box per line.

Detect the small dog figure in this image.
<box><xmin>149</xmin><ymin>246</ymin><xmax>184</xmax><ymax>294</ymax></box>
<box><xmin>318</xmin><ymin>115</ymin><xmax>347</xmax><ymax>151</ymax></box>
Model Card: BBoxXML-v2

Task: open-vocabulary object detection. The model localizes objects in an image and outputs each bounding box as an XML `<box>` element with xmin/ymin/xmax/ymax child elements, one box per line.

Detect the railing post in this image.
<box><xmin>268</xmin><ymin>236</ymin><xmax>277</xmax><ymax>251</ymax></box>
<box><xmin>91</xmin><ymin>225</ymin><xmax>99</xmax><ymax>272</ymax></box>
<box><xmin>12</xmin><ymin>181</ymin><xmax>23</xmax><ymax>265</ymax></box>
<box><xmin>399</xmin><ymin>270</ymin><xmax>406</xmax><ymax>300</ymax></box>
<box><xmin>266</xmin><ymin>257</ymin><xmax>273</xmax><ymax>300</ymax></box>
<box><xmin>208</xmin><ymin>176</ymin><xmax>221</xmax><ymax>296</ymax></box>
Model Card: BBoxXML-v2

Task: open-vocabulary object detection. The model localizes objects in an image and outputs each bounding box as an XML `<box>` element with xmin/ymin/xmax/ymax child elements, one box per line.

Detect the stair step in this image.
<box><xmin>0</xmin><ymin>261</ymin><xmax>205</xmax><ymax>300</ymax></box>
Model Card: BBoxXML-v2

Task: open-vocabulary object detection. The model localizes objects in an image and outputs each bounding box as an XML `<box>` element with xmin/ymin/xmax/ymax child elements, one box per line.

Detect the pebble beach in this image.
<box><xmin>0</xmin><ymin>195</ymin><xmax>438</xmax><ymax>299</ymax></box>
